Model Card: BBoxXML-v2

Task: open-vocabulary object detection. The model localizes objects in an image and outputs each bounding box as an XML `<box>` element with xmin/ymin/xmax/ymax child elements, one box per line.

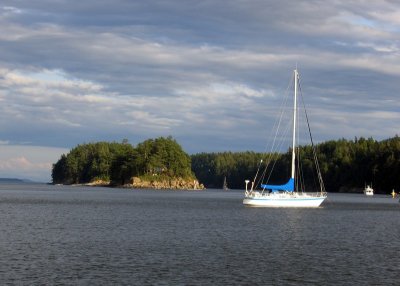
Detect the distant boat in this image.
<box><xmin>223</xmin><ymin>176</ymin><xmax>229</xmax><ymax>191</ymax></box>
<box><xmin>243</xmin><ymin>69</ymin><xmax>327</xmax><ymax>207</ymax></box>
<box><xmin>364</xmin><ymin>185</ymin><xmax>374</xmax><ymax>196</ymax></box>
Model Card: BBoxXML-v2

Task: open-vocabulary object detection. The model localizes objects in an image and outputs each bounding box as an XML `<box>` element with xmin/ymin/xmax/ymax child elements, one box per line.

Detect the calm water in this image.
<box><xmin>0</xmin><ymin>184</ymin><xmax>399</xmax><ymax>285</ymax></box>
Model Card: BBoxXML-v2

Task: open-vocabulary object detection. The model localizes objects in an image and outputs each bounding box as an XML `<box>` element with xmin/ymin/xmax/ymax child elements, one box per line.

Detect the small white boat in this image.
<box><xmin>223</xmin><ymin>176</ymin><xmax>229</xmax><ymax>191</ymax></box>
<box><xmin>364</xmin><ymin>185</ymin><xmax>374</xmax><ymax>196</ymax></box>
<box><xmin>243</xmin><ymin>69</ymin><xmax>327</xmax><ymax>208</ymax></box>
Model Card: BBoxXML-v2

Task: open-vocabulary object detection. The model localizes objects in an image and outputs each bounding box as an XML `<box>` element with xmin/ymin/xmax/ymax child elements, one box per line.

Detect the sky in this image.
<box><xmin>0</xmin><ymin>0</ymin><xmax>399</xmax><ymax>182</ymax></box>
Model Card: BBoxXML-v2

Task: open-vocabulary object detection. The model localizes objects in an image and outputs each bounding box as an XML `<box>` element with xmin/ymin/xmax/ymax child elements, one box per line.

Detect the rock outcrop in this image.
<box><xmin>85</xmin><ymin>179</ymin><xmax>110</xmax><ymax>186</ymax></box>
<box><xmin>125</xmin><ymin>176</ymin><xmax>204</xmax><ymax>190</ymax></box>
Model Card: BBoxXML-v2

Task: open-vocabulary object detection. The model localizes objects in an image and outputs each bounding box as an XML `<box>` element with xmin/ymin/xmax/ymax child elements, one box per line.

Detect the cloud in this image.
<box><xmin>1</xmin><ymin>6</ymin><xmax>22</xmax><ymax>16</ymax></box>
<box><xmin>0</xmin><ymin>145</ymin><xmax>69</xmax><ymax>181</ymax></box>
<box><xmin>0</xmin><ymin>156</ymin><xmax>50</xmax><ymax>171</ymax></box>
<box><xmin>0</xmin><ymin>0</ymin><xmax>398</xmax><ymax>160</ymax></box>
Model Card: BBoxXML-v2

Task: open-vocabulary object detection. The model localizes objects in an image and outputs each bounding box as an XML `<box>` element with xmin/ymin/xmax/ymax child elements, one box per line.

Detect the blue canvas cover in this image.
<box><xmin>261</xmin><ymin>178</ymin><xmax>295</xmax><ymax>192</ymax></box>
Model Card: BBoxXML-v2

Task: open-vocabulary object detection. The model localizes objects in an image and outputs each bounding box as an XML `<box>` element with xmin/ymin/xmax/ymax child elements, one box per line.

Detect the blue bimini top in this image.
<box><xmin>261</xmin><ymin>178</ymin><xmax>294</xmax><ymax>192</ymax></box>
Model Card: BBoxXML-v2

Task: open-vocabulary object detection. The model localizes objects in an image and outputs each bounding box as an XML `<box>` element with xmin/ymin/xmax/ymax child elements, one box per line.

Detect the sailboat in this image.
<box><xmin>364</xmin><ymin>184</ymin><xmax>374</xmax><ymax>196</ymax></box>
<box><xmin>243</xmin><ymin>69</ymin><xmax>327</xmax><ymax>207</ymax></box>
<box><xmin>223</xmin><ymin>176</ymin><xmax>229</xmax><ymax>190</ymax></box>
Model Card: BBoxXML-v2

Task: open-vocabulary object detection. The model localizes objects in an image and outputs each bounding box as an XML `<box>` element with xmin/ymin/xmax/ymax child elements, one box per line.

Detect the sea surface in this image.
<box><xmin>0</xmin><ymin>183</ymin><xmax>399</xmax><ymax>285</ymax></box>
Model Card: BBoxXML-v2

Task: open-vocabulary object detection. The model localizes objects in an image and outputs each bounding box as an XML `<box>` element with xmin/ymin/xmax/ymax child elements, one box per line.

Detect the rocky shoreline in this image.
<box><xmin>83</xmin><ymin>177</ymin><xmax>205</xmax><ymax>190</ymax></box>
<box><xmin>125</xmin><ymin>177</ymin><xmax>204</xmax><ymax>190</ymax></box>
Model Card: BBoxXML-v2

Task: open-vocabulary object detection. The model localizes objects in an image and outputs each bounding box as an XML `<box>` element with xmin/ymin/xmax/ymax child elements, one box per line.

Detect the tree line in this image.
<box><xmin>53</xmin><ymin>136</ymin><xmax>400</xmax><ymax>194</ymax></box>
<box><xmin>52</xmin><ymin>136</ymin><xmax>194</xmax><ymax>185</ymax></box>
<box><xmin>191</xmin><ymin>136</ymin><xmax>400</xmax><ymax>194</ymax></box>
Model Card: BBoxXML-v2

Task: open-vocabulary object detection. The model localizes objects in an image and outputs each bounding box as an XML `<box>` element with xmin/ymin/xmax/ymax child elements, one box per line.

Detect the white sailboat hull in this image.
<box><xmin>243</xmin><ymin>192</ymin><xmax>326</xmax><ymax>208</ymax></box>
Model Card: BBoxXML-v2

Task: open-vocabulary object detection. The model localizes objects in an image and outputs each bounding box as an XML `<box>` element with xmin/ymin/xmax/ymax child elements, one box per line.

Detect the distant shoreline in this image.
<box><xmin>0</xmin><ymin>178</ymin><xmax>40</xmax><ymax>184</ymax></box>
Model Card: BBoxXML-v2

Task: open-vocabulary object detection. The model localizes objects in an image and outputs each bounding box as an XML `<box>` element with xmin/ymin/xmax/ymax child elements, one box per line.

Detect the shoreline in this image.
<box><xmin>60</xmin><ymin>177</ymin><xmax>205</xmax><ymax>190</ymax></box>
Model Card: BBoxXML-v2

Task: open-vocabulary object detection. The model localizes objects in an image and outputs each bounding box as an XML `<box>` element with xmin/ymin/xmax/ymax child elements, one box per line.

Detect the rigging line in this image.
<box><xmin>295</xmin><ymin>121</ymin><xmax>302</xmax><ymax>192</ymax></box>
<box><xmin>264</xmin><ymin>78</ymin><xmax>292</xmax><ymax>159</ymax></box>
<box><xmin>297</xmin><ymin>146</ymin><xmax>307</xmax><ymax>193</ymax></box>
<box><xmin>252</xmin><ymin>74</ymin><xmax>293</xmax><ymax>188</ymax></box>
<box><xmin>295</xmin><ymin>87</ymin><xmax>307</xmax><ymax>193</ymax></box>
<box><xmin>297</xmin><ymin>75</ymin><xmax>326</xmax><ymax>193</ymax></box>
<box><xmin>296</xmin><ymin>99</ymin><xmax>319</xmax><ymax>193</ymax></box>
<box><xmin>264</xmin><ymin>76</ymin><xmax>293</xmax><ymax>155</ymax></box>
<box><xmin>255</xmin><ymin>74</ymin><xmax>293</xmax><ymax>188</ymax></box>
<box><xmin>259</xmin><ymin>75</ymin><xmax>295</xmax><ymax>188</ymax></box>
<box><xmin>297</xmin><ymin>98</ymin><xmax>312</xmax><ymax>193</ymax></box>
<box><xmin>258</xmin><ymin>117</ymin><xmax>292</xmax><ymax>188</ymax></box>
<box><xmin>299</xmin><ymin>144</ymin><xmax>320</xmax><ymax>193</ymax></box>
<box><xmin>258</xmin><ymin>76</ymin><xmax>292</xmax><ymax>162</ymax></box>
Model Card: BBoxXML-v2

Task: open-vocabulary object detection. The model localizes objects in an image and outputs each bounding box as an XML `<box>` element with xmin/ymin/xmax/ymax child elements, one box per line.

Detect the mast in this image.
<box><xmin>291</xmin><ymin>69</ymin><xmax>298</xmax><ymax>179</ymax></box>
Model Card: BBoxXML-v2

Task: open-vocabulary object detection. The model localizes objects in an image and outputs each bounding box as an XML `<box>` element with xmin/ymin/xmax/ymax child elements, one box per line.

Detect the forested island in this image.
<box><xmin>52</xmin><ymin>136</ymin><xmax>400</xmax><ymax>194</ymax></box>
<box><xmin>52</xmin><ymin>137</ymin><xmax>203</xmax><ymax>190</ymax></box>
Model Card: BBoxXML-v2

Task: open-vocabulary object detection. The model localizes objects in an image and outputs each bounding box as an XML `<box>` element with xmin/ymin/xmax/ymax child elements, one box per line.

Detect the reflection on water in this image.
<box><xmin>0</xmin><ymin>184</ymin><xmax>398</xmax><ymax>285</ymax></box>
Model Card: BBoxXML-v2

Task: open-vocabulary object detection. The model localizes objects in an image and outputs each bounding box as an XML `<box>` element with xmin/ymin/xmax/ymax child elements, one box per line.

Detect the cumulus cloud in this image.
<box><xmin>1</xmin><ymin>6</ymin><xmax>22</xmax><ymax>16</ymax></box>
<box><xmin>0</xmin><ymin>145</ymin><xmax>68</xmax><ymax>181</ymax></box>
<box><xmin>0</xmin><ymin>156</ymin><xmax>50</xmax><ymax>171</ymax></box>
